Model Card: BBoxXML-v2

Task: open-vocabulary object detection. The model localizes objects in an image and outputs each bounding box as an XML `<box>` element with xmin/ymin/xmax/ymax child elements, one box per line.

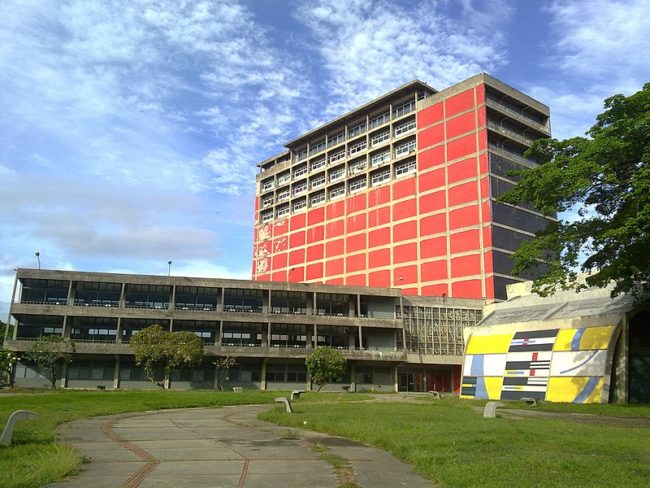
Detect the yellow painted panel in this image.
<box><xmin>580</xmin><ymin>326</ymin><xmax>616</xmax><ymax>350</ymax></box>
<box><xmin>553</xmin><ymin>329</ymin><xmax>577</xmax><ymax>351</ymax></box>
<box><xmin>466</xmin><ymin>333</ymin><xmax>513</xmax><ymax>354</ymax></box>
<box><xmin>546</xmin><ymin>377</ymin><xmax>604</xmax><ymax>403</ymax></box>
<box><xmin>484</xmin><ymin>377</ymin><xmax>503</xmax><ymax>400</ymax></box>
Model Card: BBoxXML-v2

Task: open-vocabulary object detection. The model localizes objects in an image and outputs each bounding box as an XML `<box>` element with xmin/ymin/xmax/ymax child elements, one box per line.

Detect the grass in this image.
<box><xmin>260</xmin><ymin>397</ymin><xmax>650</xmax><ymax>487</ymax></box>
<box><xmin>0</xmin><ymin>389</ymin><xmax>369</xmax><ymax>488</ymax></box>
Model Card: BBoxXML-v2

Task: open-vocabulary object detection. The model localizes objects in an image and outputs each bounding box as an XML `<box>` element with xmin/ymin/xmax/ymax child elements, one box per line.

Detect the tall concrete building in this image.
<box><xmin>253</xmin><ymin>74</ymin><xmax>553</xmax><ymax>300</ymax></box>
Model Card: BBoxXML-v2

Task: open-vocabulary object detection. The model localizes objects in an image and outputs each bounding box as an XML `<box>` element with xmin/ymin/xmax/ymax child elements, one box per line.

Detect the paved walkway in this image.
<box><xmin>49</xmin><ymin>404</ymin><xmax>432</xmax><ymax>488</ymax></box>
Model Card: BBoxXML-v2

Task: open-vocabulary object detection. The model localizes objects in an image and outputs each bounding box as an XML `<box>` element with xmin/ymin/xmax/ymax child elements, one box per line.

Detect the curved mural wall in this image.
<box><xmin>460</xmin><ymin>324</ymin><xmax>620</xmax><ymax>403</ymax></box>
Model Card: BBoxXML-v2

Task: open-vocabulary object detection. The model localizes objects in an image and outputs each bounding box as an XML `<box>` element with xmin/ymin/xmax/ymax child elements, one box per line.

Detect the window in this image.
<box><xmin>371</xmin><ymin>130</ymin><xmax>390</xmax><ymax>146</ymax></box>
<box><xmin>348</xmin><ymin>158</ymin><xmax>366</xmax><ymax>175</ymax></box>
<box><xmin>348</xmin><ymin>121</ymin><xmax>366</xmax><ymax>138</ymax></box>
<box><xmin>311</xmin><ymin>173</ymin><xmax>325</xmax><ymax>188</ymax></box>
<box><xmin>392</xmin><ymin>100</ymin><xmax>415</xmax><ymax>118</ymax></box>
<box><xmin>309</xmin><ymin>140</ymin><xmax>326</xmax><ymax>155</ymax></box>
<box><xmin>329</xmin><ymin>166</ymin><xmax>345</xmax><ymax>182</ymax></box>
<box><xmin>369</xmin><ymin>111</ymin><xmax>390</xmax><ymax>128</ymax></box>
<box><xmin>394</xmin><ymin>118</ymin><xmax>416</xmax><ymax>136</ymax></box>
<box><xmin>329</xmin><ymin>184</ymin><xmax>345</xmax><ymax>200</ymax></box>
<box><xmin>261</xmin><ymin>211</ymin><xmax>273</xmax><ymax>223</ymax></box>
<box><xmin>371</xmin><ymin>168</ymin><xmax>391</xmax><ymax>186</ymax></box>
<box><xmin>348</xmin><ymin>139</ymin><xmax>367</xmax><ymax>156</ymax></box>
<box><xmin>292</xmin><ymin>181</ymin><xmax>307</xmax><ymax>195</ymax></box>
<box><xmin>262</xmin><ymin>196</ymin><xmax>274</xmax><ymax>208</ymax></box>
<box><xmin>394</xmin><ymin>139</ymin><xmax>416</xmax><ymax>157</ymax></box>
<box><xmin>311</xmin><ymin>158</ymin><xmax>326</xmax><ymax>171</ymax></box>
<box><xmin>310</xmin><ymin>191</ymin><xmax>325</xmax><ymax>206</ymax></box>
<box><xmin>395</xmin><ymin>159</ymin><xmax>417</xmax><ymax>178</ymax></box>
<box><xmin>277</xmin><ymin>189</ymin><xmax>290</xmax><ymax>202</ymax></box>
<box><xmin>371</xmin><ymin>150</ymin><xmax>391</xmax><ymax>167</ymax></box>
<box><xmin>292</xmin><ymin>199</ymin><xmax>307</xmax><ymax>213</ymax></box>
<box><xmin>349</xmin><ymin>176</ymin><xmax>367</xmax><ymax>193</ymax></box>
<box><xmin>293</xmin><ymin>164</ymin><xmax>307</xmax><ymax>179</ymax></box>
<box><xmin>277</xmin><ymin>171</ymin><xmax>290</xmax><ymax>185</ymax></box>
<box><xmin>329</xmin><ymin>149</ymin><xmax>345</xmax><ymax>164</ymax></box>
<box><xmin>296</xmin><ymin>149</ymin><xmax>307</xmax><ymax>161</ymax></box>
<box><xmin>276</xmin><ymin>204</ymin><xmax>290</xmax><ymax>217</ymax></box>
<box><xmin>327</xmin><ymin>132</ymin><xmax>344</xmax><ymax>148</ymax></box>
<box><xmin>262</xmin><ymin>179</ymin><xmax>274</xmax><ymax>191</ymax></box>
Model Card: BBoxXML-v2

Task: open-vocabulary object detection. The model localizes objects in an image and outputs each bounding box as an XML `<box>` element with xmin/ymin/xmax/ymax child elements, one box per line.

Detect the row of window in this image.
<box><xmin>294</xmin><ymin>100</ymin><xmax>416</xmax><ymax>163</ymax></box>
<box><xmin>260</xmin><ymin>157</ymin><xmax>417</xmax><ymax>221</ymax></box>
<box><xmin>261</xmin><ymin>137</ymin><xmax>417</xmax><ymax>204</ymax></box>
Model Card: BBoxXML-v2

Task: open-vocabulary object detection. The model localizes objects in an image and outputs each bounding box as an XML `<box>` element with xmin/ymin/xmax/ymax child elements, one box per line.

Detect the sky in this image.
<box><xmin>1</xmin><ymin>0</ymin><xmax>649</xmax><ymax>318</ymax></box>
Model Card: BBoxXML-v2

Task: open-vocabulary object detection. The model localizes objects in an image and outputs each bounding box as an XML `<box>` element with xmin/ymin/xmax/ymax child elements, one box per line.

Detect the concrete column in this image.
<box><xmin>348</xmin><ymin>298</ymin><xmax>355</xmax><ymax>317</ymax></box>
<box><xmin>349</xmin><ymin>363</ymin><xmax>356</xmax><ymax>392</ymax></box>
<box><xmin>169</xmin><ymin>318</ymin><xmax>174</xmax><ymax>332</ymax></box>
<box><xmin>170</xmin><ymin>285</ymin><xmax>176</xmax><ymax>311</ymax></box>
<box><xmin>67</xmin><ymin>280</ymin><xmax>74</xmax><ymax>306</ymax></box>
<box><xmin>113</xmin><ymin>355</ymin><xmax>120</xmax><ymax>389</ymax></box>
<box><xmin>348</xmin><ymin>329</ymin><xmax>356</xmax><ymax>350</ymax></box>
<box><xmin>613</xmin><ymin>317</ymin><xmax>629</xmax><ymax>403</ymax></box>
<box><xmin>313</xmin><ymin>292</ymin><xmax>317</xmax><ymax>315</ymax></box>
<box><xmin>400</xmin><ymin>296</ymin><xmax>407</xmax><ymax>351</ymax></box>
<box><xmin>218</xmin><ymin>320</ymin><xmax>224</xmax><ymax>346</ymax></box>
<box><xmin>392</xmin><ymin>365</ymin><xmax>398</xmax><ymax>392</ymax></box>
<box><xmin>8</xmin><ymin>273</ymin><xmax>18</xmax><ymax>340</ymax></box>
<box><xmin>313</xmin><ymin>324</ymin><xmax>318</xmax><ymax>348</ymax></box>
<box><xmin>219</xmin><ymin>287</ymin><xmax>225</xmax><ymax>312</ymax></box>
<box><xmin>306</xmin><ymin>368</ymin><xmax>312</xmax><ymax>391</ymax></box>
<box><xmin>305</xmin><ymin>325</ymin><xmax>313</xmax><ymax>349</ymax></box>
<box><xmin>119</xmin><ymin>282</ymin><xmax>126</xmax><ymax>308</ymax></box>
<box><xmin>306</xmin><ymin>292</ymin><xmax>313</xmax><ymax>316</ymax></box>
<box><xmin>263</xmin><ymin>289</ymin><xmax>270</xmax><ymax>314</ymax></box>
<box><xmin>62</xmin><ymin>316</ymin><xmax>70</xmax><ymax>338</ymax></box>
<box><xmin>267</xmin><ymin>322</ymin><xmax>272</xmax><ymax>347</ymax></box>
<box><xmin>358</xmin><ymin>325</ymin><xmax>363</xmax><ymax>350</ymax></box>
<box><xmin>61</xmin><ymin>362</ymin><xmax>68</xmax><ymax>389</ymax></box>
<box><xmin>356</xmin><ymin>294</ymin><xmax>361</xmax><ymax>317</ymax></box>
<box><xmin>260</xmin><ymin>359</ymin><xmax>268</xmax><ymax>390</ymax></box>
<box><xmin>261</xmin><ymin>324</ymin><xmax>269</xmax><ymax>348</ymax></box>
<box><xmin>116</xmin><ymin>318</ymin><xmax>123</xmax><ymax>344</ymax></box>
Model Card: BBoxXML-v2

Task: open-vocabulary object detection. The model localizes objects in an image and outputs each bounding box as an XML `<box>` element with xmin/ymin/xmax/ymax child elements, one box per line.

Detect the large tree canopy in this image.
<box><xmin>130</xmin><ymin>325</ymin><xmax>204</xmax><ymax>388</ymax></box>
<box><xmin>24</xmin><ymin>336</ymin><xmax>75</xmax><ymax>389</ymax></box>
<box><xmin>500</xmin><ymin>83</ymin><xmax>650</xmax><ymax>299</ymax></box>
<box><xmin>305</xmin><ymin>346</ymin><xmax>347</xmax><ymax>392</ymax></box>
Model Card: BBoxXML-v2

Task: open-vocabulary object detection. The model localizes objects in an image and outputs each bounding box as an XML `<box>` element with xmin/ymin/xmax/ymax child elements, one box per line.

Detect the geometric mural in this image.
<box><xmin>460</xmin><ymin>325</ymin><xmax>618</xmax><ymax>403</ymax></box>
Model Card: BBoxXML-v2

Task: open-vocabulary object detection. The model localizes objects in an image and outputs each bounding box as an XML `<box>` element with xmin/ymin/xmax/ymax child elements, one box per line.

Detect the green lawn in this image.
<box><xmin>0</xmin><ymin>389</ymin><xmax>368</xmax><ymax>488</ymax></box>
<box><xmin>260</xmin><ymin>397</ymin><xmax>650</xmax><ymax>487</ymax></box>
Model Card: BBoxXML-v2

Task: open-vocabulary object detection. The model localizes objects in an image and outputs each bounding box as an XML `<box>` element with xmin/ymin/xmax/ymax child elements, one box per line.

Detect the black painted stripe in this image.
<box><xmin>508</xmin><ymin>344</ymin><xmax>554</xmax><ymax>352</ymax></box>
<box><xmin>512</xmin><ymin>329</ymin><xmax>559</xmax><ymax>339</ymax></box>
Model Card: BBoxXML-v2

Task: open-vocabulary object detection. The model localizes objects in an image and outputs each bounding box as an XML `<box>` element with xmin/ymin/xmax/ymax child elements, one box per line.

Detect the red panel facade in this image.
<box><xmin>253</xmin><ymin>80</ymin><xmax>500</xmax><ymax>300</ymax></box>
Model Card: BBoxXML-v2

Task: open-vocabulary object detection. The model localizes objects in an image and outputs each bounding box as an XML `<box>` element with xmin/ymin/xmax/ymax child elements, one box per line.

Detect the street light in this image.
<box><xmin>35</xmin><ymin>251</ymin><xmax>40</xmax><ymax>270</ymax></box>
<box><xmin>168</xmin><ymin>260</ymin><xmax>172</xmax><ymax>277</ymax></box>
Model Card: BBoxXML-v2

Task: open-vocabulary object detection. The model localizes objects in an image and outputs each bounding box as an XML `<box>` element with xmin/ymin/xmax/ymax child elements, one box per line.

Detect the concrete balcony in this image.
<box><xmin>487</xmin><ymin>120</ymin><xmax>537</xmax><ymax>147</ymax></box>
<box><xmin>485</xmin><ymin>98</ymin><xmax>550</xmax><ymax>136</ymax></box>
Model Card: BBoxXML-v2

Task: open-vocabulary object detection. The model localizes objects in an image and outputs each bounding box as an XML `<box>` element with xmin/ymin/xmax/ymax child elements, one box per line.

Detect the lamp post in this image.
<box><xmin>168</xmin><ymin>260</ymin><xmax>172</xmax><ymax>277</ymax></box>
<box><xmin>35</xmin><ymin>251</ymin><xmax>40</xmax><ymax>270</ymax></box>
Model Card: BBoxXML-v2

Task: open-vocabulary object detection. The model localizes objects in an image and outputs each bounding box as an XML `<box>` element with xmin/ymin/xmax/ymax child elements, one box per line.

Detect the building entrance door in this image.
<box><xmin>398</xmin><ymin>372</ymin><xmax>416</xmax><ymax>392</ymax></box>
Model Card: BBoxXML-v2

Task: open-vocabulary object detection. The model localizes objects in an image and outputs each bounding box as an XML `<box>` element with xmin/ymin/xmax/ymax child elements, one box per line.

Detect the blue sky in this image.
<box><xmin>1</xmin><ymin>0</ymin><xmax>649</xmax><ymax>317</ymax></box>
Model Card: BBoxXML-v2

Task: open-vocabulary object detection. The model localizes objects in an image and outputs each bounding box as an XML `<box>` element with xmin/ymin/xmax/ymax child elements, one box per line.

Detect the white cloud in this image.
<box><xmin>293</xmin><ymin>0</ymin><xmax>510</xmax><ymax>116</ymax></box>
<box><xmin>528</xmin><ymin>0</ymin><xmax>650</xmax><ymax>139</ymax></box>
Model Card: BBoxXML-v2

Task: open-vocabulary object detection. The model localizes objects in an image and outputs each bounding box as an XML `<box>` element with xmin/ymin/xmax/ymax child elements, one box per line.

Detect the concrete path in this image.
<box><xmin>49</xmin><ymin>405</ymin><xmax>432</xmax><ymax>488</ymax></box>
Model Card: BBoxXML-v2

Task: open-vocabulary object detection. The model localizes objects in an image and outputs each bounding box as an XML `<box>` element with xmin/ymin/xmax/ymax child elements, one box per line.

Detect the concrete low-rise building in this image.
<box><xmin>4</xmin><ymin>268</ymin><xmax>483</xmax><ymax>392</ymax></box>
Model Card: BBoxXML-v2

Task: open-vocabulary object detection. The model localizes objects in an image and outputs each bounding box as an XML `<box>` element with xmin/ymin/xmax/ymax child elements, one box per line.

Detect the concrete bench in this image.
<box><xmin>521</xmin><ymin>397</ymin><xmax>538</xmax><ymax>407</ymax></box>
<box><xmin>1</xmin><ymin>410</ymin><xmax>39</xmax><ymax>446</ymax></box>
<box><xmin>428</xmin><ymin>390</ymin><xmax>440</xmax><ymax>399</ymax></box>
<box><xmin>290</xmin><ymin>390</ymin><xmax>305</xmax><ymax>400</ymax></box>
<box><xmin>232</xmin><ymin>387</ymin><xmax>243</xmax><ymax>393</ymax></box>
<box><xmin>275</xmin><ymin>397</ymin><xmax>293</xmax><ymax>413</ymax></box>
<box><xmin>483</xmin><ymin>401</ymin><xmax>505</xmax><ymax>418</ymax></box>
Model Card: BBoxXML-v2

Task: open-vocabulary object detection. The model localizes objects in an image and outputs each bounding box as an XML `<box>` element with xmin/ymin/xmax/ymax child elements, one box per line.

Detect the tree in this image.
<box><xmin>130</xmin><ymin>325</ymin><xmax>204</xmax><ymax>389</ymax></box>
<box><xmin>213</xmin><ymin>356</ymin><xmax>237</xmax><ymax>391</ymax></box>
<box><xmin>305</xmin><ymin>347</ymin><xmax>347</xmax><ymax>392</ymax></box>
<box><xmin>499</xmin><ymin>83</ymin><xmax>650</xmax><ymax>299</ymax></box>
<box><xmin>0</xmin><ymin>348</ymin><xmax>17</xmax><ymax>388</ymax></box>
<box><xmin>24</xmin><ymin>336</ymin><xmax>75</xmax><ymax>389</ymax></box>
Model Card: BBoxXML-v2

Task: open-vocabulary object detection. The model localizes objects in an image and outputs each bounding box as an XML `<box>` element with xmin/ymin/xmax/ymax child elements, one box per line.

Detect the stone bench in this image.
<box><xmin>483</xmin><ymin>401</ymin><xmax>505</xmax><ymax>418</ymax></box>
<box><xmin>232</xmin><ymin>387</ymin><xmax>243</xmax><ymax>393</ymax></box>
<box><xmin>1</xmin><ymin>410</ymin><xmax>39</xmax><ymax>446</ymax></box>
<box><xmin>291</xmin><ymin>390</ymin><xmax>305</xmax><ymax>400</ymax></box>
<box><xmin>428</xmin><ymin>390</ymin><xmax>440</xmax><ymax>399</ymax></box>
<box><xmin>275</xmin><ymin>397</ymin><xmax>293</xmax><ymax>413</ymax></box>
<box><xmin>521</xmin><ymin>397</ymin><xmax>538</xmax><ymax>407</ymax></box>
